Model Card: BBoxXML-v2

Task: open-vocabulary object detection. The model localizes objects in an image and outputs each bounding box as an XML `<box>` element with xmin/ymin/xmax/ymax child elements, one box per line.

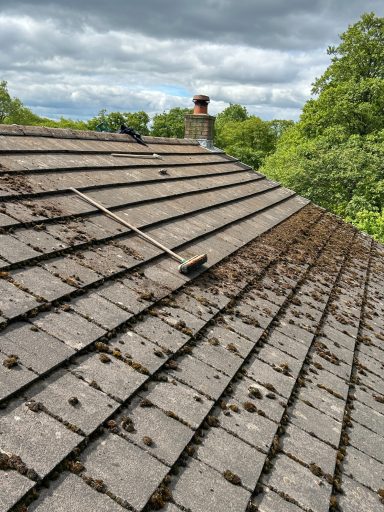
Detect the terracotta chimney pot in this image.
<box><xmin>193</xmin><ymin>95</ymin><xmax>210</xmax><ymax>115</ymax></box>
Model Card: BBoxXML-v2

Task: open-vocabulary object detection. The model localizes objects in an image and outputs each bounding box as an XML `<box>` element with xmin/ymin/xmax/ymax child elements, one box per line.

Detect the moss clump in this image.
<box><xmin>243</xmin><ymin>401</ymin><xmax>257</xmax><ymax>413</ymax></box>
<box><xmin>208</xmin><ymin>337</ymin><xmax>220</xmax><ymax>346</ymax></box>
<box><xmin>248</xmin><ymin>387</ymin><xmax>262</xmax><ymax>399</ymax></box>
<box><xmin>139</xmin><ymin>290</ymin><xmax>154</xmax><ymax>301</ymax></box>
<box><xmin>223</xmin><ymin>469</ymin><xmax>242</xmax><ymax>485</ymax></box>
<box><xmin>226</xmin><ymin>343</ymin><xmax>238</xmax><ymax>353</ymax></box>
<box><xmin>148</xmin><ymin>483</ymin><xmax>172</xmax><ymax>509</ymax></box>
<box><xmin>95</xmin><ymin>342</ymin><xmax>110</xmax><ymax>353</ymax></box>
<box><xmin>106</xmin><ymin>420</ymin><xmax>118</xmax><ymax>432</ymax></box>
<box><xmin>66</xmin><ymin>460</ymin><xmax>85</xmax><ymax>475</ymax></box>
<box><xmin>228</xmin><ymin>404</ymin><xmax>239</xmax><ymax>413</ymax></box>
<box><xmin>90</xmin><ymin>380</ymin><xmax>101</xmax><ymax>390</ymax></box>
<box><xmin>262</xmin><ymin>382</ymin><xmax>277</xmax><ymax>392</ymax></box>
<box><xmin>140</xmin><ymin>398</ymin><xmax>153</xmax><ymax>407</ymax></box>
<box><xmin>3</xmin><ymin>354</ymin><xmax>19</xmax><ymax>368</ymax></box>
<box><xmin>99</xmin><ymin>353</ymin><xmax>111</xmax><ymax>363</ymax></box>
<box><xmin>166</xmin><ymin>360</ymin><xmax>178</xmax><ymax>370</ymax></box>
<box><xmin>121</xmin><ymin>416</ymin><xmax>135</xmax><ymax>432</ymax></box>
<box><xmin>128</xmin><ymin>360</ymin><xmax>149</xmax><ymax>375</ymax></box>
<box><xmin>26</xmin><ymin>401</ymin><xmax>43</xmax><ymax>413</ymax></box>
<box><xmin>309</xmin><ymin>463</ymin><xmax>323</xmax><ymax>477</ymax></box>
<box><xmin>206</xmin><ymin>415</ymin><xmax>220</xmax><ymax>427</ymax></box>
<box><xmin>143</xmin><ymin>436</ymin><xmax>153</xmax><ymax>446</ymax></box>
<box><xmin>83</xmin><ymin>476</ymin><xmax>107</xmax><ymax>493</ymax></box>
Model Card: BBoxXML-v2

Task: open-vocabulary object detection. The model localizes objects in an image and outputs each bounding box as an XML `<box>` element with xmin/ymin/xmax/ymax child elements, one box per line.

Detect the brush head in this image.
<box><xmin>178</xmin><ymin>254</ymin><xmax>208</xmax><ymax>274</ymax></box>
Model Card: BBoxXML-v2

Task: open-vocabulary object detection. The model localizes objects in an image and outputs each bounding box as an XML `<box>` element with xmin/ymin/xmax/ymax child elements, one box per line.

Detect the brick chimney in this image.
<box><xmin>184</xmin><ymin>95</ymin><xmax>215</xmax><ymax>144</ymax></box>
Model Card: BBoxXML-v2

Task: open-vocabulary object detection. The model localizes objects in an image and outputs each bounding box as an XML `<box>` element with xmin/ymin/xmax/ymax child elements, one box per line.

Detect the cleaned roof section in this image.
<box><xmin>0</xmin><ymin>125</ymin><xmax>383</xmax><ymax>512</ymax></box>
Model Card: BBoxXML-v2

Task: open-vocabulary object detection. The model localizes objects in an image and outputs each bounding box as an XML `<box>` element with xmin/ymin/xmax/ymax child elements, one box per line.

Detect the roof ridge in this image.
<box><xmin>0</xmin><ymin>124</ymin><xmax>199</xmax><ymax>145</ymax></box>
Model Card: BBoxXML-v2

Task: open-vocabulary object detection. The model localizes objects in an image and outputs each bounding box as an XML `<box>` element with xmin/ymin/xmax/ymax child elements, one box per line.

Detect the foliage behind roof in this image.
<box><xmin>0</xmin><ymin>125</ymin><xmax>383</xmax><ymax>512</ymax></box>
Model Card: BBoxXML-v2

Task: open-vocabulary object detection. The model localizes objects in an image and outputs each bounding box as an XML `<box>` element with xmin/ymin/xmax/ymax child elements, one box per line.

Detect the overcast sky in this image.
<box><xmin>1</xmin><ymin>1</ymin><xmax>383</xmax><ymax>122</ymax></box>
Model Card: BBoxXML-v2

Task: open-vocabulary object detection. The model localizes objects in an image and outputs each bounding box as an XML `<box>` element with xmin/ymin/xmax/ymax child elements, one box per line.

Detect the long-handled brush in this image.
<box><xmin>70</xmin><ymin>188</ymin><xmax>207</xmax><ymax>274</ymax></box>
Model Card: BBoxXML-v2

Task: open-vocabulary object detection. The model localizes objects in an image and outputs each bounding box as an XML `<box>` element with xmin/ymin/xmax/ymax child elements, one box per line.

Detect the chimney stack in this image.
<box><xmin>184</xmin><ymin>94</ymin><xmax>215</xmax><ymax>144</ymax></box>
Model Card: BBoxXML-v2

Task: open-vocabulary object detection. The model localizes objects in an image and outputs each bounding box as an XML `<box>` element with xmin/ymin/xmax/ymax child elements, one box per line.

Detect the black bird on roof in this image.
<box><xmin>118</xmin><ymin>124</ymin><xmax>148</xmax><ymax>146</ymax></box>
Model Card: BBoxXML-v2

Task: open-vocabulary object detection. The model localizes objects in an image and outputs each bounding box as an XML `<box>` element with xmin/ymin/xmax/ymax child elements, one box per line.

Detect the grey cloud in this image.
<box><xmin>1</xmin><ymin>0</ymin><xmax>383</xmax><ymax>121</ymax></box>
<box><xmin>1</xmin><ymin>0</ymin><xmax>383</xmax><ymax>49</ymax></box>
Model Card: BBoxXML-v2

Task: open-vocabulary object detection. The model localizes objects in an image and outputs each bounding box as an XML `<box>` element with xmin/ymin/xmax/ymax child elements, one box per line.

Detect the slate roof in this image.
<box><xmin>0</xmin><ymin>124</ymin><xmax>383</xmax><ymax>512</ymax></box>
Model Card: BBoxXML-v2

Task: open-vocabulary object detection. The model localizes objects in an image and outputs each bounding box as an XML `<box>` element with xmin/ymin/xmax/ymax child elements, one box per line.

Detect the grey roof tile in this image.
<box><xmin>71</xmin><ymin>353</ymin><xmax>147</xmax><ymax>402</ymax></box>
<box><xmin>0</xmin><ymin>402</ymin><xmax>82</xmax><ymax>478</ymax></box>
<box><xmin>14</xmin><ymin>228</ymin><xmax>68</xmax><ymax>254</ymax></box>
<box><xmin>156</xmin><ymin>305</ymin><xmax>206</xmax><ymax>334</ymax></box>
<box><xmin>245</xmin><ymin>356</ymin><xmax>296</xmax><ymax>399</ymax></box>
<box><xmin>217</xmin><ymin>398</ymin><xmax>277</xmax><ymax>453</ymax></box>
<box><xmin>168</xmin><ymin>292</ymin><xmax>219</xmax><ymax>321</ymax></box>
<box><xmin>0</xmin><ymin>279</ymin><xmax>40</xmax><ymax>319</ymax></box>
<box><xmin>228</xmin><ymin>375</ymin><xmax>285</xmax><ymax>423</ymax></box>
<box><xmin>11</xmin><ymin>267</ymin><xmax>75</xmax><ymax>301</ymax></box>
<box><xmin>282</xmin><ymin>423</ymin><xmax>337</xmax><ymax>476</ymax></box>
<box><xmin>343</xmin><ymin>445</ymin><xmax>384</xmax><ymax>491</ymax></box>
<box><xmin>81</xmin><ymin>433</ymin><xmax>169</xmax><ymax>511</ymax></box>
<box><xmin>143</xmin><ymin>378</ymin><xmax>214</xmax><ymax>430</ymax></box>
<box><xmin>195</xmin><ymin>426</ymin><xmax>266</xmax><ymax>491</ymax></box>
<box><xmin>192</xmin><ymin>340</ymin><xmax>244</xmax><ymax>376</ymax></box>
<box><xmin>290</xmin><ymin>399</ymin><xmax>342</xmax><ymax>448</ymax></box>
<box><xmin>252</xmin><ymin>487</ymin><xmax>304</xmax><ymax>511</ymax></box>
<box><xmin>359</xmin><ymin>369</ymin><xmax>384</xmax><ymax>396</ymax></box>
<box><xmin>41</xmin><ymin>256</ymin><xmax>102</xmax><ymax>286</ymax></box>
<box><xmin>0</xmin><ymin>354</ymin><xmax>37</xmax><ymax>401</ymax></box>
<box><xmin>28</xmin><ymin>472</ymin><xmax>124</xmax><ymax>512</ymax></box>
<box><xmin>1</xmin><ymin>322</ymin><xmax>74</xmax><ymax>374</ymax></box>
<box><xmin>27</xmin><ymin>370</ymin><xmax>119</xmax><ymax>435</ymax></box>
<box><xmin>110</xmin><ymin>330</ymin><xmax>168</xmax><ymax>374</ymax></box>
<box><xmin>348</xmin><ymin>421</ymin><xmax>384</xmax><ymax>464</ymax></box>
<box><xmin>70</xmin><ymin>294</ymin><xmax>132</xmax><ymax>330</ymax></box>
<box><xmin>96</xmin><ymin>280</ymin><xmax>149</xmax><ymax>314</ymax></box>
<box><xmin>256</xmin><ymin>344</ymin><xmax>303</xmax><ymax>375</ymax></box>
<box><xmin>118</xmin><ymin>396</ymin><xmax>194</xmax><ymax>465</ymax></box>
<box><xmin>338</xmin><ymin>475</ymin><xmax>383</xmax><ymax>512</ymax></box>
<box><xmin>169</xmin><ymin>354</ymin><xmax>231</xmax><ymax>400</ymax></box>
<box><xmin>32</xmin><ymin>310</ymin><xmax>106</xmax><ymax>351</ymax></box>
<box><xmin>354</xmin><ymin>386</ymin><xmax>384</xmax><ymax>416</ymax></box>
<box><xmin>267</xmin><ymin>329</ymin><xmax>309</xmax><ymax>361</ymax></box>
<box><xmin>296</xmin><ymin>381</ymin><xmax>345</xmax><ymax>422</ymax></box>
<box><xmin>220</xmin><ymin>313</ymin><xmax>264</xmax><ymax>342</ymax></box>
<box><xmin>265</xmin><ymin>454</ymin><xmax>332</xmax><ymax>512</ymax></box>
<box><xmin>133</xmin><ymin>315</ymin><xmax>190</xmax><ymax>353</ymax></box>
<box><xmin>205</xmin><ymin>325</ymin><xmax>254</xmax><ymax>358</ymax></box>
<box><xmin>0</xmin><ymin>469</ymin><xmax>35</xmax><ymax>512</ymax></box>
<box><xmin>307</xmin><ymin>366</ymin><xmax>349</xmax><ymax>400</ymax></box>
<box><xmin>171</xmin><ymin>458</ymin><xmax>251</xmax><ymax>512</ymax></box>
<box><xmin>351</xmin><ymin>398</ymin><xmax>384</xmax><ymax>437</ymax></box>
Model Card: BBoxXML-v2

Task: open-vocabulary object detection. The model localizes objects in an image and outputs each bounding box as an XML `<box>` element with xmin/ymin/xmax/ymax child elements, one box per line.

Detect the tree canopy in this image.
<box><xmin>151</xmin><ymin>107</ymin><xmax>192</xmax><ymax>138</ymax></box>
<box><xmin>262</xmin><ymin>12</ymin><xmax>384</xmax><ymax>242</ymax></box>
<box><xmin>214</xmin><ymin>104</ymin><xmax>292</xmax><ymax>169</ymax></box>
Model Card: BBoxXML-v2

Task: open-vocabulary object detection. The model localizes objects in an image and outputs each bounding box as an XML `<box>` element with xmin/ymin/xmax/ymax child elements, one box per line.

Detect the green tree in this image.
<box><xmin>216</xmin><ymin>116</ymin><xmax>276</xmax><ymax>168</ymax></box>
<box><xmin>87</xmin><ymin>109</ymin><xmax>150</xmax><ymax>133</ymax></box>
<box><xmin>214</xmin><ymin>104</ymin><xmax>285</xmax><ymax>169</ymax></box>
<box><xmin>262</xmin><ymin>12</ymin><xmax>384</xmax><ymax>241</ymax></box>
<box><xmin>151</xmin><ymin>107</ymin><xmax>192</xmax><ymax>138</ymax></box>
<box><xmin>0</xmin><ymin>80</ymin><xmax>41</xmax><ymax>124</ymax></box>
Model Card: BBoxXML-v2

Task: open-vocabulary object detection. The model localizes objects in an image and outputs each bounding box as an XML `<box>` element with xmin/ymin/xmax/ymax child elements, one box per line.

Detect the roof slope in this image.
<box><xmin>0</xmin><ymin>125</ymin><xmax>383</xmax><ymax>512</ymax></box>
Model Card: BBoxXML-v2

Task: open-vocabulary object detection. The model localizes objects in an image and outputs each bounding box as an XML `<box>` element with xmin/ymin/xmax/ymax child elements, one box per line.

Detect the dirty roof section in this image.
<box><xmin>0</xmin><ymin>124</ymin><xmax>384</xmax><ymax>512</ymax></box>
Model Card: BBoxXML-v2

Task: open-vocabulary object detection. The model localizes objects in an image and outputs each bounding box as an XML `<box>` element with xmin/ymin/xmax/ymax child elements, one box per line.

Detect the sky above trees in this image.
<box><xmin>1</xmin><ymin>0</ymin><xmax>384</xmax><ymax>121</ymax></box>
